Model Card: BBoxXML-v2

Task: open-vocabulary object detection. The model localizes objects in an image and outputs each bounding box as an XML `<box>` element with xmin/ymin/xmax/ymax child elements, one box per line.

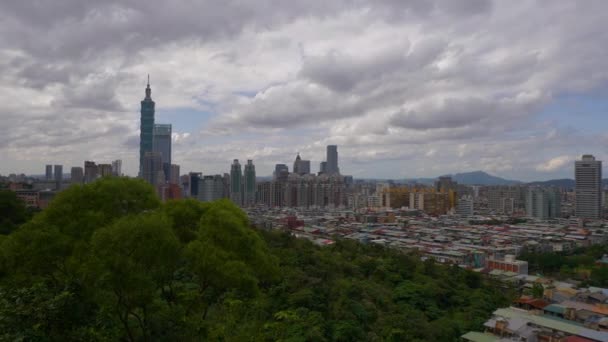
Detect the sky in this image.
<box><xmin>1</xmin><ymin>0</ymin><xmax>607</xmax><ymax>182</ymax></box>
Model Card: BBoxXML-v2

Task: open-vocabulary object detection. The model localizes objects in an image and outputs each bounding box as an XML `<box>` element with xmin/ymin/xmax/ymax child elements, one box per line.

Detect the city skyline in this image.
<box><xmin>1</xmin><ymin>1</ymin><xmax>608</xmax><ymax>181</ymax></box>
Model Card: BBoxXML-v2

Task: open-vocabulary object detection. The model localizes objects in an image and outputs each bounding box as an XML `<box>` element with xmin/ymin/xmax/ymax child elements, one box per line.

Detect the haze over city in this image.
<box><xmin>1</xmin><ymin>1</ymin><xmax>608</xmax><ymax>181</ymax></box>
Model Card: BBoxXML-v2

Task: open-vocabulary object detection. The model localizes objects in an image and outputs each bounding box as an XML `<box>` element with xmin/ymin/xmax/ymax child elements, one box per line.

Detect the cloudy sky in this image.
<box><xmin>1</xmin><ymin>0</ymin><xmax>607</xmax><ymax>181</ymax></box>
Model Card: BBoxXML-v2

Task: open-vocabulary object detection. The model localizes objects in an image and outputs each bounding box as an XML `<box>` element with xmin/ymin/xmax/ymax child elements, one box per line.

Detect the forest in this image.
<box><xmin>0</xmin><ymin>178</ymin><xmax>513</xmax><ymax>341</ymax></box>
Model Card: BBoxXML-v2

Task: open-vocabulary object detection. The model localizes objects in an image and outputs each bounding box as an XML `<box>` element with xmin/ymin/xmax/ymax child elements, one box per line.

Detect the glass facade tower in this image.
<box><xmin>139</xmin><ymin>76</ymin><xmax>155</xmax><ymax>177</ymax></box>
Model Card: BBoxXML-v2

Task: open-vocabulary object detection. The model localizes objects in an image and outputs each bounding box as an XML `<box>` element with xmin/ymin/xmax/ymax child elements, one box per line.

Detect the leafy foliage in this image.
<box><xmin>0</xmin><ymin>189</ymin><xmax>29</xmax><ymax>234</ymax></box>
<box><xmin>0</xmin><ymin>178</ymin><xmax>513</xmax><ymax>341</ymax></box>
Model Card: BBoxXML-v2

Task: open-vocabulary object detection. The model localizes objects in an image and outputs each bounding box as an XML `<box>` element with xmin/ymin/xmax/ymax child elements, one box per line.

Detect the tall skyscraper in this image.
<box><xmin>143</xmin><ymin>152</ymin><xmax>163</xmax><ymax>186</ymax></box>
<box><xmin>70</xmin><ymin>167</ymin><xmax>84</xmax><ymax>184</ymax></box>
<box><xmin>244</xmin><ymin>160</ymin><xmax>256</xmax><ymax>206</ymax></box>
<box><xmin>319</xmin><ymin>161</ymin><xmax>327</xmax><ymax>175</ymax></box>
<box><xmin>326</xmin><ymin>145</ymin><xmax>339</xmax><ymax>175</ymax></box>
<box><xmin>111</xmin><ymin>160</ymin><xmax>122</xmax><ymax>176</ymax></box>
<box><xmin>153</xmin><ymin>123</ymin><xmax>171</xmax><ymax>183</ymax></box>
<box><xmin>84</xmin><ymin>161</ymin><xmax>98</xmax><ymax>184</ymax></box>
<box><xmin>139</xmin><ymin>76</ymin><xmax>155</xmax><ymax>177</ymax></box>
<box><xmin>45</xmin><ymin>165</ymin><xmax>53</xmax><ymax>180</ymax></box>
<box><xmin>230</xmin><ymin>159</ymin><xmax>243</xmax><ymax>206</ymax></box>
<box><xmin>54</xmin><ymin>165</ymin><xmax>63</xmax><ymax>190</ymax></box>
<box><xmin>575</xmin><ymin>155</ymin><xmax>602</xmax><ymax>219</ymax></box>
<box><xmin>201</xmin><ymin>175</ymin><xmax>226</xmax><ymax>202</ymax></box>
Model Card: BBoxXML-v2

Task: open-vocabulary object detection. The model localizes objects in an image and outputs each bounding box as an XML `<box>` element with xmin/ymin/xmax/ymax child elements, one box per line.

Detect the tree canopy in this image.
<box><xmin>0</xmin><ymin>178</ymin><xmax>513</xmax><ymax>341</ymax></box>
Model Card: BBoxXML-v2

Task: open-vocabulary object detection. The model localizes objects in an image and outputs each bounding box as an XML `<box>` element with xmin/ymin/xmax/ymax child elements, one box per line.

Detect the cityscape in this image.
<box><xmin>2</xmin><ymin>1</ymin><xmax>608</xmax><ymax>341</ymax></box>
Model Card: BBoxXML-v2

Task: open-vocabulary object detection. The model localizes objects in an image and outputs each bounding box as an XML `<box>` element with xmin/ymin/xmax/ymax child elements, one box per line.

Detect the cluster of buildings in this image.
<box><xmin>463</xmin><ymin>280</ymin><xmax>608</xmax><ymax>341</ymax></box>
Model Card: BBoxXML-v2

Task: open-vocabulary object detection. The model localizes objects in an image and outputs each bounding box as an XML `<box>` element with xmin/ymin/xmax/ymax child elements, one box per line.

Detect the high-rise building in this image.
<box><xmin>143</xmin><ymin>152</ymin><xmax>163</xmax><ymax>186</ymax></box>
<box><xmin>98</xmin><ymin>164</ymin><xmax>113</xmax><ymax>177</ymax></box>
<box><xmin>139</xmin><ymin>76</ymin><xmax>155</xmax><ymax>177</ymax></box>
<box><xmin>326</xmin><ymin>145</ymin><xmax>339</xmax><ymax>175</ymax></box>
<box><xmin>200</xmin><ymin>175</ymin><xmax>226</xmax><ymax>202</ymax></box>
<box><xmin>84</xmin><ymin>161</ymin><xmax>98</xmax><ymax>184</ymax></box>
<box><xmin>70</xmin><ymin>167</ymin><xmax>84</xmax><ymax>184</ymax></box>
<box><xmin>435</xmin><ymin>176</ymin><xmax>457</xmax><ymax>192</ymax></box>
<box><xmin>111</xmin><ymin>160</ymin><xmax>122</xmax><ymax>176</ymax></box>
<box><xmin>456</xmin><ymin>195</ymin><xmax>474</xmax><ymax>217</ymax></box>
<box><xmin>153</xmin><ymin>124</ymin><xmax>171</xmax><ymax>183</ymax></box>
<box><xmin>230</xmin><ymin>159</ymin><xmax>243</xmax><ymax>205</ymax></box>
<box><xmin>319</xmin><ymin>161</ymin><xmax>327</xmax><ymax>175</ymax></box>
<box><xmin>189</xmin><ymin>172</ymin><xmax>203</xmax><ymax>198</ymax></box>
<box><xmin>575</xmin><ymin>155</ymin><xmax>602</xmax><ymax>219</ymax></box>
<box><xmin>293</xmin><ymin>154</ymin><xmax>311</xmax><ymax>175</ymax></box>
<box><xmin>45</xmin><ymin>165</ymin><xmax>53</xmax><ymax>180</ymax></box>
<box><xmin>53</xmin><ymin>165</ymin><xmax>63</xmax><ymax>189</ymax></box>
<box><xmin>526</xmin><ymin>187</ymin><xmax>561</xmax><ymax>220</ymax></box>
<box><xmin>169</xmin><ymin>164</ymin><xmax>180</xmax><ymax>184</ymax></box>
<box><xmin>274</xmin><ymin>164</ymin><xmax>289</xmax><ymax>181</ymax></box>
<box><xmin>244</xmin><ymin>160</ymin><xmax>256</xmax><ymax>206</ymax></box>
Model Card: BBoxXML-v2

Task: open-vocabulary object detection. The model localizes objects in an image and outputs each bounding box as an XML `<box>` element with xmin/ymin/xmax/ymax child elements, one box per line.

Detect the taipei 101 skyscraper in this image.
<box><xmin>139</xmin><ymin>75</ymin><xmax>155</xmax><ymax>176</ymax></box>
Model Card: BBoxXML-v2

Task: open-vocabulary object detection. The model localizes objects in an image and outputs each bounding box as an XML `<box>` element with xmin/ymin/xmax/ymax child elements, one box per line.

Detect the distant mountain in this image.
<box><xmin>447</xmin><ymin>171</ymin><xmax>521</xmax><ymax>186</ymax></box>
<box><xmin>403</xmin><ymin>171</ymin><xmax>521</xmax><ymax>186</ymax></box>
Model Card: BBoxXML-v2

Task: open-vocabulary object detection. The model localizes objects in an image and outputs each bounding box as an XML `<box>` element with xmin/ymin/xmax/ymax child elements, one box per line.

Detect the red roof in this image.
<box><xmin>515</xmin><ymin>297</ymin><xmax>550</xmax><ymax>310</ymax></box>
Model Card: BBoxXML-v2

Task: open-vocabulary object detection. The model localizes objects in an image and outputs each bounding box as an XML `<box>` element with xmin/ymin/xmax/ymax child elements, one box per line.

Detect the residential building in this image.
<box><xmin>98</xmin><ymin>164</ymin><xmax>113</xmax><ymax>177</ymax></box>
<box><xmin>319</xmin><ymin>161</ymin><xmax>327</xmax><ymax>175</ymax></box>
<box><xmin>230</xmin><ymin>159</ymin><xmax>243</xmax><ymax>206</ymax></box>
<box><xmin>45</xmin><ymin>165</ymin><xmax>52</xmax><ymax>180</ymax></box>
<box><xmin>526</xmin><ymin>187</ymin><xmax>561</xmax><ymax>220</ymax></box>
<box><xmin>84</xmin><ymin>161</ymin><xmax>98</xmax><ymax>183</ymax></box>
<box><xmin>575</xmin><ymin>155</ymin><xmax>602</xmax><ymax>219</ymax></box>
<box><xmin>487</xmin><ymin>185</ymin><xmax>527</xmax><ymax>215</ymax></box>
<box><xmin>487</xmin><ymin>255</ymin><xmax>529</xmax><ymax>275</ymax></box>
<box><xmin>70</xmin><ymin>167</ymin><xmax>84</xmax><ymax>184</ymax></box>
<box><xmin>111</xmin><ymin>160</ymin><xmax>122</xmax><ymax>176</ymax></box>
<box><xmin>200</xmin><ymin>175</ymin><xmax>226</xmax><ymax>202</ymax></box>
<box><xmin>139</xmin><ymin>76</ymin><xmax>155</xmax><ymax>177</ymax></box>
<box><xmin>456</xmin><ymin>195</ymin><xmax>474</xmax><ymax>217</ymax></box>
<box><xmin>244</xmin><ymin>160</ymin><xmax>256</xmax><ymax>206</ymax></box>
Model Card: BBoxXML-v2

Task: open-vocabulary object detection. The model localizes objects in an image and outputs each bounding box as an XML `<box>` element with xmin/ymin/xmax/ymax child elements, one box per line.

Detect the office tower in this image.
<box><xmin>55</xmin><ymin>165</ymin><xmax>63</xmax><ymax>190</ymax></box>
<box><xmin>84</xmin><ymin>161</ymin><xmax>98</xmax><ymax>183</ymax></box>
<box><xmin>230</xmin><ymin>159</ymin><xmax>243</xmax><ymax>205</ymax></box>
<box><xmin>319</xmin><ymin>161</ymin><xmax>327</xmax><ymax>175</ymax></box>
<box><xmin>274</xmin><ymin>164</ymin><xmax>289</xmax><ymax>182</ymax></box>
<box><xmin>139</xmin><ymin>76</ymin><xmax>155</xmax><ymax>177</ymax></box>
<box><xmin>170</xmin><ymin>164</ymin><xmax>180</xmax><ymax>184</ymax></box>
<box><xmin>153</xmin><ymin>124</ymin><xmax>171</xmax><ymax>183</ymax></box>
<box><xmin>70</xmin><ymin>167</ymin><xmax>84</xmax><ymax>184</ymax></box>
<box><xmin>244</xmin><ymin>160</ymin><xmax>256</xmax><ymax>206</ymax></box>
<box><xmin>326</xmin><ymin>145</ymin><xmax>339</xmax><ymax>175</ymax></box>
<box><xmin>111</xmin><ymin>160</ymin><xmax>122</xmax><ymax>176</ymax></box>
<box><xmin>98</xmin><ymin>164</ymin><xmax>113</xmax><ymax>177</ymax></box>
<box><xmin>189</xmin><ymin>172</ymin><xmax>202</xmax><ymax>198</ymax></box>
<box><xmin>293</xmin><ymin>154</ymin><xmax>311</xmax><ymax>175</ymax></box>
<box><xmin>45</xmin><ymin>165</ymin><xmax>52</xmax><ymax>180</ymax></box>
<box><xmin>143</xmin><ymin>152</ymin><xmax>162</xmax><ymax>186</ymax></box>
<box><xmin>526</xmin><ymin>187</ymin><xmax>561</xmax><ymax>220</ymax></box>
<box><xmin>575</xmin><ymin>155</ymin><xmax>602</xmax><ymax>219</ymax></box>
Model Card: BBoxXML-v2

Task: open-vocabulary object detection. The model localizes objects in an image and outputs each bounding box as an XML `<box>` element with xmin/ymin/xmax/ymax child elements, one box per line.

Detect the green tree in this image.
<box><xmin>0</xmin><ymin>190</ymin><xmax>28</xmax><ymax>234</ymax></box>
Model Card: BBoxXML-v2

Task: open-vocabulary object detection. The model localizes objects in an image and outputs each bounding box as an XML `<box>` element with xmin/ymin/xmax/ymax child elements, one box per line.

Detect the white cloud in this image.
<box><xmin>536</xmin><ymin>155</ymin><xmax>573</xmax><ymax>172</ymax></box>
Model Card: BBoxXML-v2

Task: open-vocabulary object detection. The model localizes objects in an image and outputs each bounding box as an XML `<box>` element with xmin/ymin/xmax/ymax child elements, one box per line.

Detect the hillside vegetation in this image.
<box><xmin>0</xmin><ymin>178</ymin><xmax>513</xmax><ymax>341</ymax></box>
